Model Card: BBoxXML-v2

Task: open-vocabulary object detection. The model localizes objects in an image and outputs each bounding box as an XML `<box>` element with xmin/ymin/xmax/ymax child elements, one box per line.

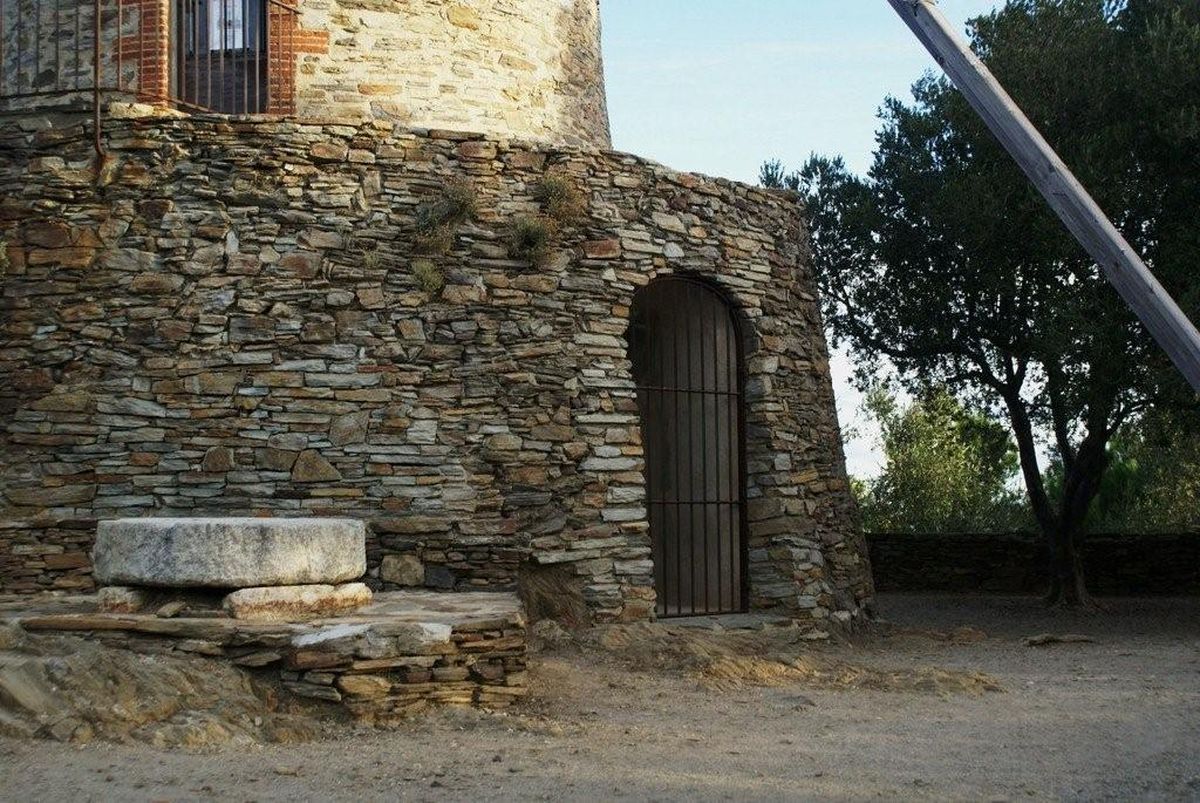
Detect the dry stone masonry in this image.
<box><xmin>0</xmin><ymin>0</ymin><xmax>873</xmax><ymax>627</ymax></box>
<box><xmin>0</xmin><ymin>109</ymin><xmax>873</xmax><ymax>625</ymax></box>
<box><xmin>3</xmin><ymin>589</ymin><xmax>529</xmax><ymax>720</ymax></box>
<box><xmin>868</xmin><ymin>532</ymin><xmax>1200</xmax><ymax>595</ymax></box>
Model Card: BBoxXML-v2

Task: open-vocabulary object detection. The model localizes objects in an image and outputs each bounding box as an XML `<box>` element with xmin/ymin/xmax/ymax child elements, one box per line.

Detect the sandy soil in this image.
<box><xmin>2</xmin><ymin>593</ymin><xmax>1198</xmax><ymax>802</ymax></box>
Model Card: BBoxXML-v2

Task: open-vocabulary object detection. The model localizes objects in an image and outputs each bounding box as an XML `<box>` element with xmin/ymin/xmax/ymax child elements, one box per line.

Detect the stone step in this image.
<box><xmin>93</xmin><ymin>518</ymin><xmax>366</xmax><ymax>589</ymax></box>
<box><xmin>224</xmin><ymin>583</ymin><xmax>374</xmax><ymax>622</ymax></box>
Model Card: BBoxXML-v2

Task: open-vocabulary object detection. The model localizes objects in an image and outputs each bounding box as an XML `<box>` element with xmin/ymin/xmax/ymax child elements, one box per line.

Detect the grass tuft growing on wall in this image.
<box><xmin>535</xmin><ymin>173</ymin><xmax>587</xmax><ymax>225</ymax></box>
<box><xmin>507</xmin><ymin>215</ymin><xmax>560</xmax><ymax>268</ymax></box>
<box><xmin>411</xmin><ymin>259</ymin><xmax>445</xmax><ymax>296</ymax></box>
<box><xmin>414</xmin><ymin>179</ymin><xmax>478</xmax><ymax>254</ymax></box>
<box><xmin>413</xmin><ymin>225</ymin><xmax>456</xmax><ymax>256</ymax></box>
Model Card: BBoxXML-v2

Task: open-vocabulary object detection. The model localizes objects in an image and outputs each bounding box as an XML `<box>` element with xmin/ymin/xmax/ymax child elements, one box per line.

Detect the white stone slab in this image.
<box><xmin>93</xmin><ymin>518</ymin><xmax>366</xmax><ymax>588</ymax></box>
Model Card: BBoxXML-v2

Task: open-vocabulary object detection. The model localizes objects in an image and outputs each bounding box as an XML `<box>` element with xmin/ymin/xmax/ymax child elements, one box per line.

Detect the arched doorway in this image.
<box><xmin>628</xmin><ymin>276</ymin><xmax>747</xmax><ymax>617</ymax></box>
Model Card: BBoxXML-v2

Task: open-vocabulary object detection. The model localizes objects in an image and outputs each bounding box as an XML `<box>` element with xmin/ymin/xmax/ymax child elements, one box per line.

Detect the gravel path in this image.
<box><xmin>2</xmin><ymin>593</ymin><xmax>1198</xmax><ymax>802</ymax></box>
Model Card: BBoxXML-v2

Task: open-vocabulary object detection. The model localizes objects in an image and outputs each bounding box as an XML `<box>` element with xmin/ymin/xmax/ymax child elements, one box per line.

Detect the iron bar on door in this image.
<box><xmin>631</xmin><ymin>276</ymin><xmax>748</xmax><ymax>618</ymax></box>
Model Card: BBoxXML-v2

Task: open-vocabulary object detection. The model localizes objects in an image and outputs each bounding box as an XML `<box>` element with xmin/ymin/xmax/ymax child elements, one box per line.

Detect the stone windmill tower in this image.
<box><xmin>293</xmin><ymin>0</ymin><xmax>612</xmax><ymax>147</ymax></box>
<box><xmin>1</xmin><ymin>0</ymin><xmax>610</xmax><ymax>146</ymax></box>
<box><xmin>0</xmin><ymin>0</ymin><xmax>873</xmax><ymax>627</ymax></box>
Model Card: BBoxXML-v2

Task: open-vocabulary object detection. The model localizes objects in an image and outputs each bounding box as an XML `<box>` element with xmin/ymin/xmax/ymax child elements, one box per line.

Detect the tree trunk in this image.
<box><xmin>1044</xmin><ymin>435</ymin><xmax>1108</xmax><ymax>609</ymax></box>
<box><xmin>1044</xmin><ymin>523</ymin><xmax>1092</xmax><ymax>608</ymax></box>
<box><xmin>997</xmin><ymin>380</ymin><xmax>1112</xmax><ymax>610</ymax></box>
<box><xmin>999</xmin><ymin>391</ymin><xmax>1079</xmax><ymax>604</ymax></box>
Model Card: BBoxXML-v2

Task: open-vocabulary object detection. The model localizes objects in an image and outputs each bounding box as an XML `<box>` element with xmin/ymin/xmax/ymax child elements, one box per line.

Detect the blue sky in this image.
<box><xmin>600</xmin><ymin>0</ymin><xmax>1001</xmax><ymax>475</ymax></box>
<box><xmin>602</xmin><ymin>0</ymin><xmax>1001</xmax><ymax>179</ymax></box>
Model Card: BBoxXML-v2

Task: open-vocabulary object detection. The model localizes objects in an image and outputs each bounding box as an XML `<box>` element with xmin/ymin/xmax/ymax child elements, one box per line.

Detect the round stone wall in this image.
<box><xmin>295</xmin><ymin>0</ymin><xmax>611</xmax><ymax>148</ymax></box>
<box><xmin>0</xmin><ymin>112</ymin><xmax>872</xmax><ymax>626</ymax></box>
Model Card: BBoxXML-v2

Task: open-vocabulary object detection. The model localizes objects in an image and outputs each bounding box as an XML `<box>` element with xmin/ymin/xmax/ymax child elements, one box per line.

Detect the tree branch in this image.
<box><xmin>1045</xmin><ymin>361</ymin><xmax>1077</xmax><ymax>470</ymax></box>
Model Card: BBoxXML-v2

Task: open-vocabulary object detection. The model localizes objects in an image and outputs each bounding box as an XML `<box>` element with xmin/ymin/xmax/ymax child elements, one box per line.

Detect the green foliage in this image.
<box><xmin>759</xmin><ymin>160</ymin><xmax>795</xmax><ymax>192</ymax></box>
<box><xmin>414</xmin><ymin>179</ymin><xmax>478</xmax><ymax>255</ymax></box>
<box><xmin>1122</xmin><ymin>408</ymin><xmax>1200</xmax><ymax>532</ymax></box>
<box><xmin>411</xmin><ymin>259</ymin><xmax>445</xmax><ymax>296</ymax></box>
<box><xmin>507</xmin><ymin>215</ymin><xmax>559</xmax><ymax>267</ymax></box>
<box><xmin>0</xmin><ymin>238</ymin><xmax>9</xmax><ymax>273</ymax></box>
<box><xmin>1045</xmin><ymin>405</ymin><xmax>1200</xmax><ymax>533</ymax></box>
<box><xmin>856</xmin><ymin>386</ymin><xmax>1026</xmax><ymax>533</ymax></box>
<box><xmin>764</xmin><ymin>0</ymin><xmax>1200</xmax><ymax>599</ymax></box>
<box><xmin>535</xmin><ymin>173</ymin><xmax>587</xmax><ymax>224</ymax></box>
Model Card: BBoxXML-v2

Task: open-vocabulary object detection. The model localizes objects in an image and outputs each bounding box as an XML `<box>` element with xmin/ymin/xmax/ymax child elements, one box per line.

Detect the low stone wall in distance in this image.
<box><xmin>868</xmin><ymin>532</ymin><xmax>1200</xmax><ymax>595</ymax></box>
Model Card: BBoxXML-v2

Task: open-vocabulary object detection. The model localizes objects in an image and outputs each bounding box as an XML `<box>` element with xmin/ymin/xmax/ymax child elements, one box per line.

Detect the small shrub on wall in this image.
<box><xmin>414</xmin><ymin>179</ymin><xmax>478</xmax><ymax>255</ymax></box>
<box><xmin>414</xmin><ymin>225</ymin><xmax>456</xmax><ymax>256</ymax></box>
<box><xmin>535</xmin><ymin>173</ymin><xmax>587</xmax><ymax>225</ymax></box>
<box><xmin>411</xmin><ymin>259</ymin><xmax>445</xmax><ymax>296</ymax></box>
<box><xmin>507</xmin><ymin>215</ymin><xmax>560</xmax><ymax>268</ymax></box>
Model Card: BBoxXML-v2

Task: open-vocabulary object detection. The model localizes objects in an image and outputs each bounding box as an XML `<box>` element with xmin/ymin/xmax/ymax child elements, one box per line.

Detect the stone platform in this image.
<box><xmin>0</xmin><ymin>591</ymin><xmax>527</xmax><ymax>720</ymax></box>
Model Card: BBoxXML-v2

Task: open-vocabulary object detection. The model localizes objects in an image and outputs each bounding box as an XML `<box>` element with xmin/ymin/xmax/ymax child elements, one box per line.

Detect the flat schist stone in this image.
<box><xmin>93</xmin><ymin>518</ymin><xmax>367</xmax><ymax>589</ymax></box>
<box><xmin>224</xmin><ymin>583</ymin><xmax>374</xmax><ymax>622</ymax></box>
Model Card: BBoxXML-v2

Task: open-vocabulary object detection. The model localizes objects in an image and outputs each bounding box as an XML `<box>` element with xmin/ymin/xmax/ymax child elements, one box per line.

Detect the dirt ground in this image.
<box><xmin>2</xmin><ymin>593</ymin><xmax>1199</xmax><ymax>802</ymax></box>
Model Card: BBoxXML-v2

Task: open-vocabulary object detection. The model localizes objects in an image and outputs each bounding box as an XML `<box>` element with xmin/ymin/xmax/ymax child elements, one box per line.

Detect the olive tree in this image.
<box><xmin>764</xmin><ymin>0</ymin><xmax>1200</xmax><ymax>604</ymax></box>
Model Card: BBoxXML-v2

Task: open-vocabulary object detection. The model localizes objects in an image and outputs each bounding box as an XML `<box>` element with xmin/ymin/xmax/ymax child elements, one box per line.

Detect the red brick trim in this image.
<box><xmin>296</xmin><ymin>30</ymin><xmax>330</xmax><ymax>54</ymax></box>
<box><xmin>266</xmin><ymin>1</ymin><xmax>328</xmax><ymax>115</ymax></box>
<box><xmin>119</xmin><ymin>0</ymin><xmax>170</xmax><ymax>103</ymax></box>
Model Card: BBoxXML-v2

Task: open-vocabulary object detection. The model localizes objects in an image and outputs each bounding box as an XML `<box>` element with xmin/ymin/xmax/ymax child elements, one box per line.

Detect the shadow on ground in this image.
<box><xmin>2</xmin><ymin>594</ymin><xmax>1198</xmax><ymax>801</ymax></box>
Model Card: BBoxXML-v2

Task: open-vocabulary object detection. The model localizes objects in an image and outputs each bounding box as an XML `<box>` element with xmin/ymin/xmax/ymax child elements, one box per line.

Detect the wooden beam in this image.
<box><xmin>886</xmin><ymin>0</ymin><xmax>1200</xmax><ymax>393</ymax></box>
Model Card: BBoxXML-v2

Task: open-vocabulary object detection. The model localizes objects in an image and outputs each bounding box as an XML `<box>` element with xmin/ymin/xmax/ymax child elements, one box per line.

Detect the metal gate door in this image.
<box><xmin>629</xmin><ymin>276</ymin><xmax>747</xmax><ymax>617</ymax></box>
